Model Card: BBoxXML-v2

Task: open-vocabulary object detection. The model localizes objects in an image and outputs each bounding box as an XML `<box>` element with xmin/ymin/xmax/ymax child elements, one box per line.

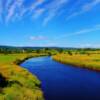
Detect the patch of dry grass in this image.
<box><xmin>0</xmin><ymin>53</ymin><xmax>45</xmax><ymax>100</ymax></box>
<box><xmin>53</xmin><ymin>53</ymin><xmax>100</xmax><ymax>71</ymax></box>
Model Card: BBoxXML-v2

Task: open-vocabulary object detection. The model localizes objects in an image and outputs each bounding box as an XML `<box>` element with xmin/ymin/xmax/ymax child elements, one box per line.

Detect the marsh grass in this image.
<box><xmin>0</xmin><ymin>53</ymin><xmax>45</xmax><ymax>100</ymax></box>
<box><xmin>53</xmin><ymin>53</ymin><xmax>100</xmax><ymax>71</ymax></box>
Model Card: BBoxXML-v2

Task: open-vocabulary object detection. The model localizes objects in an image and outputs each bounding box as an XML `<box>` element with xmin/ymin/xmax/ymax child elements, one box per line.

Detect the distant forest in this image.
<box><xmin>0</xmin><ymin>45</ymin><xmax>100</xmax><ymax>55</ymax></box>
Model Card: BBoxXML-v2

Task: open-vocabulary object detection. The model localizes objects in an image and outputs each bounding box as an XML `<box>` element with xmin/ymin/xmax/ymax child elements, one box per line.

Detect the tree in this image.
<box><xmin>67</xmin><ymin>51</ymin><xmax>72</xmax><ymax>55</ymax></box>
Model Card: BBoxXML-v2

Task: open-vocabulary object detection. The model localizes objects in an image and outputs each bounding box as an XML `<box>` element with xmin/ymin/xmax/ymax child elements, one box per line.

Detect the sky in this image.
<box><xmin>0</xmin><ymin>0</ymin><xmax>100</xmax><ymax>48</ymax></box>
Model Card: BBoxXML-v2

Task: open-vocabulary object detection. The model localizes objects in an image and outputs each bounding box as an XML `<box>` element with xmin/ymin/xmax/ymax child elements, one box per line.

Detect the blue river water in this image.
<box><xmin>20</xmin><ymin>56</ymin><xmax>100</xmax><ymax>100</ymax></box>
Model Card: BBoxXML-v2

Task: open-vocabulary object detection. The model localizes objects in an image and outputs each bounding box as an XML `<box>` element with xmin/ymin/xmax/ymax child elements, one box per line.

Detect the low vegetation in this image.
<box><xmin>53</xmin><ymin>51</ymin><xmax>100</xmax><ymax>71</ymax></box>
<box><xmin>0</xmin><ymin>53</ymin><xmax>46</xmax><ymax>100</ymax></box>
<box><xmin>1</xmin><ymin>46</ymin><xmax>100</xmax><ymax>99</ymax></box>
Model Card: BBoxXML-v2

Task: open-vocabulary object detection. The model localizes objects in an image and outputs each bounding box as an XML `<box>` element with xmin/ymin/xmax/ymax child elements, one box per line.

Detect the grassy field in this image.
<box><xmin>0</xmin><ymin>53</ymin><xmax>46</xmax><ymax>100</ymax></box>
<box><xmin>53</xmin><ymin>53</ymin><xmax>100</xmax><ymax>71</ymax></box>
<box><xmin>1</xmin><ymin>50</ymin><xmax>100</xmax><ymax>99</ymax></box>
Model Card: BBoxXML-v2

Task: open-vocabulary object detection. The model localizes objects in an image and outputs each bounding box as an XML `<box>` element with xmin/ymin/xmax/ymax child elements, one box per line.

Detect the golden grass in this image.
<box><xmin>53</xmin><ymin>53</ymin><xmax>100</xmax><ymax>71</ymax></box>
<box><xmin>0</xmin><ymin>53</ymin><xmax>45</xmax><ymax>100</ymax></box>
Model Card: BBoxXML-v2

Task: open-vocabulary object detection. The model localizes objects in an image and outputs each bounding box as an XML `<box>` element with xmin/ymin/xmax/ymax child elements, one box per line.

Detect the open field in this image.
<box><xmin>53</xmin><ymin>53</ymin><xmax>100</xmax><ymax>71</ymax></box>
<box><xmin>1</xmin><ymin>49</ymin><xmax>100</xmax><ymax>99</ymax></box>
<box><xmin>0</xmin><ymin>53</ymin><xmax>46</xmax><ymax>100</ymax></box>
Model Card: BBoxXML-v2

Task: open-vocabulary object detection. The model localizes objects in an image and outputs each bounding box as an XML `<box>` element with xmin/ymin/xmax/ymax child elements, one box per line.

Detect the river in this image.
<box><xmin>20</xmin><ymin>56</ymin><xmax>100</xmax><ymax>100</ymax></box>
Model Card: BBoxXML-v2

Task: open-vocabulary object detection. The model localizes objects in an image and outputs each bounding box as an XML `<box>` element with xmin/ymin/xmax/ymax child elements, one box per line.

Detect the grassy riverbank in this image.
<box><xmin>0</xmin><ymin>53</ymin><xmax>46</xmax><ymax>100</ymax></box>
<box><xmin>53</xmin><ymin>53</ymin><xmax>100</xmax><ymax>71</ymax></box>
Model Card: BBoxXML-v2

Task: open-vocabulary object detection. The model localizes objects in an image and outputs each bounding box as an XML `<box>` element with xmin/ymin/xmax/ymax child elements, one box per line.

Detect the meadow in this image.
<box><xmin>53</xmin><ymin>51</ymin><xmax>100</xmax><ymax>71</ymax></box>
<box><xmin>1</xmin><ymin>48</ymin><xmax>100</xmax><ymax>100</ymax></box>
<box><xmin>0</xmin><ymin>53</ymin><xmax>46</xmax><ymax>100</ymax></box>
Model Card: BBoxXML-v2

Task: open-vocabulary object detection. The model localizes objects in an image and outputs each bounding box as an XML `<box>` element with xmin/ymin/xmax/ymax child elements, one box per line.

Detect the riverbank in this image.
<box><xmin>0</xmin><ymin>53</ymin><xmax>47</xmax><ymax>100</ymax></box>
<box><xmin>52</xmin><ymin>53</ymin><xmax>100</xmax><ymax>71</ymax></box>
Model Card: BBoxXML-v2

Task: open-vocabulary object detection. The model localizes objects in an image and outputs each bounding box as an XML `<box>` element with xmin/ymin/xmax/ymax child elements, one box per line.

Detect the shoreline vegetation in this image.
<box><xmin>0</xmin><ymin>53</ymin><xmax>48</xmax><ymax>100</ymax></box>
<box><xmin>52</xmin><ymin>53</ymin><xmax>100</xmax><ymax>72</ymax></box>
<box><xmin>1</xmin><ymin>47</ymin><xmax>100</xmax><ymax>99</ymax></box>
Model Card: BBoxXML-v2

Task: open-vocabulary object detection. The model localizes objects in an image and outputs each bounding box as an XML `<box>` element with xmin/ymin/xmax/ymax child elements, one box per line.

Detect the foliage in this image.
<box><xmin>0</xmin><ymin>46</ymin><xmax>60</xmax><ymax>54</ymax></box>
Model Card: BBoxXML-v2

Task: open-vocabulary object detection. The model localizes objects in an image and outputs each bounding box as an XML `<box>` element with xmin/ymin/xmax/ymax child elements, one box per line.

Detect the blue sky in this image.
<box><xmin>0</xmin><ymin>0</ymin><xmax>100</xmax><ymax>47</ymax></box>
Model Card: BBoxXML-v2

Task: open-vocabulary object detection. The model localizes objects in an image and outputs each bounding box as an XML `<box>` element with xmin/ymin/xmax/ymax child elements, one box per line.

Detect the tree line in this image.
<box><xmin>0</xmin><ymin>46</ymin><xmax>100</xmax><ymax>55</ymax></box>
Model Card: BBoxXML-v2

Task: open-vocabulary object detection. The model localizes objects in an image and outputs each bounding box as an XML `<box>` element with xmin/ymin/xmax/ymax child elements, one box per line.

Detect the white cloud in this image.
<box><xmin>77</xmin><ymin>43</ymin><xmax>92</xmax><ymax>48</ymax></box>
<box><xmin>30</xmin><ymin>36</ymin><xmax>47</xmax><ymax>41</ymax></box>
<box><xmin>32</xmin><ymin>8</ymin><xmax>45</xmax><ymax>19</ymax></box>
<box><xmin>6</xmin><ymin>0</ymin><xmax>12</xmax><ymax>8</ymax></box>
<box><xmin>82</xmin><ymin>0</ymin><xmax>100</xmax><ymax>11</ymax></box>
<box><xmin>6</xmin><ymin>0</ymin><xmax>24</xmax><ymax>22</ymax></box>
<box><xmin>34</xmin><ymin>42</ymin><xmax>57</xmax><ymax>47</ymax></box>
<box><xmin>43</xmin><ymin>0</ymin><xmax>68</xmax><ymax>26</ymax></box>
<box><xmin>0</xmin><ymin>0</ymin><xmax>3</xmax><ymax>22</ymax></box>
<box><xmin>54</xmin><ymin>24</ymin><xmax>100</xmax><ymax>40</ymax></box>
<box><xmin>66</xmin><ymin>0</ymin><xmax>100</xmax><ymax>20</ymax></box>
<box><xmin>78</xmin><ymin>43</ymin><xmax>100</xmax><ymax>48</ymax></box>
<box><xmin>0</xmin><ymin>0</ymin><xmax>99</xmax><ymax>24</ymax></box>
<box><xmin>5</xmin><ymin>0</ymin><xmax>45</xmax><ymax>23</ymax></box>
<box><xmin>30</xmin><ymin>0</ymin><xmax>44</xmax><ymax>11</ymax></box>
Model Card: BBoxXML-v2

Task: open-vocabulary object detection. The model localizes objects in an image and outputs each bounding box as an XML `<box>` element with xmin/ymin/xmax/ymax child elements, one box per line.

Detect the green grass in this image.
<box><xmin>0</xmin><ymin>54</ymin><xmax>18</xmax><ymax>64</ymax></box>
<box><xmin>0</xmin><ymin>53</ymin><xmax>45</xmax><ymax>100</ymax></box>
<box><xmin>0</xmin><ymin>53</ymin><xmax>48</xmax><ymax>64</ymax></box>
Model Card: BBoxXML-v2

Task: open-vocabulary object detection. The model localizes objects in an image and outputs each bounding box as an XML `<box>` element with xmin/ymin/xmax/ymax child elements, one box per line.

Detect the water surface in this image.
<box><xmin>21</xmin><ymin>56</ymin><xmax>100</xmax><ymax>100</ymax></box>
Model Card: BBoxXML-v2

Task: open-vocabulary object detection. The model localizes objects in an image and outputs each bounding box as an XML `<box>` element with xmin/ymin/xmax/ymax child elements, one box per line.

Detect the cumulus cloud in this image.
<box><xmin>30</xmin><ymin>36</ymin><xmax>47</xmax><ymax>40</ymax></box>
